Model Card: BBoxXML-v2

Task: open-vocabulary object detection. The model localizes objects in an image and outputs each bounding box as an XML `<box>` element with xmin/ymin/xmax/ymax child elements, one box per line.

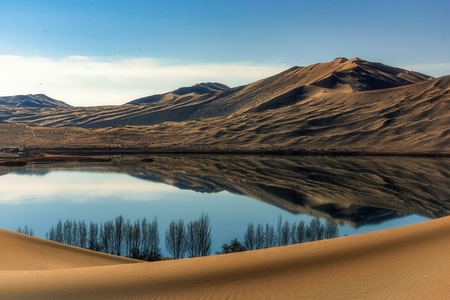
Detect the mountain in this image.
<box><xmin>0</xmin><ymin>58</ymin><xmax>432</xmax><ymax>127</ymax></box>
<box><xmin>0</xmin><ymin>94</ymin><xmax>71</xmax><ymax>108</ymax></box>
<box><xmin>0</xmin><ymin>57</ymin><xmax>449</xmax><ymax>153</ymax></box>
<box><xmin>129</xmin><ymin>82</ymin><xmax>230</xmax><ymax>105</ymax></box>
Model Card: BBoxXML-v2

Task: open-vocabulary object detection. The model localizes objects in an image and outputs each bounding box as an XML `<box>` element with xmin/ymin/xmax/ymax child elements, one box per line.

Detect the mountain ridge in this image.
<box><xmin>0</xmin><ymin>57</ymin><xmax>448</xmax><ymax>153</ymax></box>
<box><xmin>128</xmin><ymin>82</ymin><xmax>230</xmax><ymax>105</ymax></box>
<box><xmin>0</xmin><ymin>94</ymin><xmax>71</xmax><ymax>108</ymax></box>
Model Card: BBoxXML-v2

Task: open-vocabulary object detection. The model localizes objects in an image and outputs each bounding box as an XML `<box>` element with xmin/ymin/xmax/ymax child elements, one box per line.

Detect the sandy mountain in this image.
<box><xmin>129</xmin><ymin>82</ymin><xmax>230</xmax><ymax>105</ymax></box>
<box><xmin>0</xmin><ymin>57</ymin><xmax>448</xmax><ymax>153</ymax></box>
<box><xmin>0</xmin><ymin>94</ymin><xmax>71</xmax><ymax>108</ymax></box>
<box><xmin>0</xmin><ymin>57</ymin><xmax>433</xmax><ymax>127</ymax></box>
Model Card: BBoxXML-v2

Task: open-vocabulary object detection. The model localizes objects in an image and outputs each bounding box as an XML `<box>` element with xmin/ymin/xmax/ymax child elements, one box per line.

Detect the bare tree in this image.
<box><xmin>276</xmin><ymin>215</ymin><xmax>283</xmax><ymax>246</ymax></box>
<box><xmin>147</xmin><ymin>217</ymin><xmax>161</xmax><ymax>260</ymax></box>
<box><xmin>72</xmin><ymin>220</ymin><xmax>79</xmax><ymax>246</ymax></box>
<box><xmin>124</xmin><ymin>219</ymin><xmax>133</xmax><ymax>257</ymax></box>
<box><xmin>63</xmin><ymin>219</ymin><xmax>73</xmax><ymax>245</ymax></box>
<box><xmin>89</xmin><ymin>221</ymin><xmax>100</xmax><ymax>251</ymax></box>
<box><xmin>318</xmin><ymin>223</ymin><xmax>325</xmax><ymax>241</ymax></box>
<box><xmin>265</xmin><ymin>223</ymin><xmax>276</xmax><ymax>248</ymax></box>
<box><xmin>186</xmin><ymin>213</ymin><xmax>212</xmax><ymax>257</ymax></box>
<box><xmin>309</xmin><ymin>217</ymin><xmax>323</xmax><ymax>241</ymax></box>
<box><xmin>132</xmin><ymin>219</ymin><xmax>142</xmax><ymax>258</ymax></box>
<box><xmin>244</xmin><ymin>222</ymin><xmax>256</xmax><ymax>250</ymax></box>
<box><xmin>17</xmin><ymin>225</ymin><xmax>34</xmax><ymax>236</ymax></box>
<box><xmin>139</xmin><ymin>218</ymin><xmax>149</xmax><ymax>257</ymax></box>
<box><xmin>186</xmin><ymin>220</ymin><xmax>200</xmax><ymax>257</ymax></box>
<box><xmin>55</xmin><ymin>220</ymin><xmax>63</xmax><ymax>243</ymax></box>
<box><xmin>305</xmin><ymin>224</ymin><xmax>313</xmax><ymax>242</ymax></box>
<box><xmin>324</xmin><ymin>219</ymin><xmax>339</xmax><ymax>239</ymax></box>
<box><xmin>290</xmin><ymin>222</ymin><xmax>297</xmax><ymax>244</ymax></box>
<box><xmin>47</xmin><ymin>226</ymin><xmax>55</xmax><ymax>240</ymax></box>
<box><xmin>113</xmin><ymin>215</ymin><xmax>125</xmax><ymax>256</ymax></box>
<box><xmin>102</xmin><ymin>221</ymin><xmax>114</xmax><ymax>254</ymax></box>
<box><xmin>197</xmin><ymin>213</ymin><xmax>212</xmax><ymax>256</ymax></box>
<box><xmin>255</xmin><ymin>223</ymin><xmax>265</xmax><ymax>249</ymax></box>
<box><xmin>280</xmin><ymin>220</ymin><xmax>290</xmax><ymax>246</ymax></box>
<box><xmin>165</xmin><ymin>219</ymin><xmax>186</xmax><ymax>259</ymax></box>
<box><xmin>78</xmin><ymin>220</ymin><xmax>88</xmax><ymax>248</ymax></box>
<box><xmin>296</xmin><ymin>220</ymin><xmax>306</xmax><ymax>243</ymax></box>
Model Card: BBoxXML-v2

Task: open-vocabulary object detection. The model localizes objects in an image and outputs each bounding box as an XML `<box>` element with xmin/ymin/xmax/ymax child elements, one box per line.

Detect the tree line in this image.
<box><xmin>16</xmin><ymin>225</ymin><xmax>34</xmax><ymax>236</ymax></box>
<box><xmin>19</xmin><ymin>214</ymin><xmax>339</xmax><ymax>260</ymax></box>
<box><xmin>46</xmin><ymin>215</ymin><xmax>161</xmax><ymax>260</ymax></box>
<box><xmin>220</xmin><ymin>216</ymin><xmax>339</xmax><ymax>253</ymax></box>
<box><xmin>43</xmin><ymin>213</ymin><xmax>212</xmax><ymax>260</ymax></box>
<box><xmin>165</xmin><ymin>213</ymin><xmax>212</xmax><ymax>259</ymax></box>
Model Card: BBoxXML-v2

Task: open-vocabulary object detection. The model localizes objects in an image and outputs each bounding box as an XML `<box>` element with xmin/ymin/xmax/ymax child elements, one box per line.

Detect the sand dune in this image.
<box><xmin>0</xmin><ymin>229</ymin><xmax>139</xmax><ymax>271</ymax></box>
<box><xmin>0</xmin><ymin>94</ymin><xmax>71</xmax><ymax>108</ymax></box>
<box><xmin>1</xmin><ymin>216</ymin><xmax>449</xmax><ymax>299</ymax></box>
<box><xmin>0</xmin><ymin>57</ymin><xmax>448</xmax><ymax>154</ymax></box>
<box><xmin>0</xmin><ymin>58</ymin><xmax>436</xmax><ymax>128</ymax></box>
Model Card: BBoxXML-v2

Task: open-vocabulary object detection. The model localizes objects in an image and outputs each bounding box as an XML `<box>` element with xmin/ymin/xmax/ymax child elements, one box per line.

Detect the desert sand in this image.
<box><xmin>1</xmin><ymin>216</ymin><xmax>449</xmax><ymax>299</ymax></box>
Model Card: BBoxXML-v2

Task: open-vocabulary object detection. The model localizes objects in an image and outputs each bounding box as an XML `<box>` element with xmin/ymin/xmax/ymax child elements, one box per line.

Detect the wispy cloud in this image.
<box><xmin>401</xmin><ymin>63</ymin><xmax>450</xmax><ymax>77</ymax></box>
<box><xmin>0</xmin><ymin>55</ymin><xmax>287</xmax><ymax>106</ymax></box>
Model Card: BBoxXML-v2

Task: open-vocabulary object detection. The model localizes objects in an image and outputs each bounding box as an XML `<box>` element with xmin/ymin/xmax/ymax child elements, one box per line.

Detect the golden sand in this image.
<box><xmin>1</xmin><ymin>216</ymin><xmax>449</xmax><ymax>299</ymax></box>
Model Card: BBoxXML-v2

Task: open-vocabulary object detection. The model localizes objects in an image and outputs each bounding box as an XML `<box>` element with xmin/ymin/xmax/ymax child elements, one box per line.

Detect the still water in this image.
<box><xmin>1</xmin><ymin>155</ymin><xmax>449</xmax><ymax>254</ymax></box>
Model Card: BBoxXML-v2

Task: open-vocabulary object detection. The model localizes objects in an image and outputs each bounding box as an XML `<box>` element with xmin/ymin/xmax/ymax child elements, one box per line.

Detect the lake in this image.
<box><xmin>1</xmin><ymin>155</ymin><xmax>449</xmax><ymax>255</ymax></box>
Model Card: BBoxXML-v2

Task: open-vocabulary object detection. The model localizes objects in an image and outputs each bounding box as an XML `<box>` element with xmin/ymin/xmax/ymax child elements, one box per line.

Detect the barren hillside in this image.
<box><xmin>0</xmin><ymin>57</ymin><xmax>448</xmax><ymax>153</ymax></box>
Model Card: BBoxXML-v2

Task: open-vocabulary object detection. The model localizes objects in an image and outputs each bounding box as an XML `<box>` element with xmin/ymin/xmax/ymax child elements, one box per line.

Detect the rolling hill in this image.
<box><xmin>0</xmin><ymin>94</ymin><xmax>71</xmax><ymax>108</ymax></box>
<box><xmin>0</xmin><ymin>57</ymin><xmax>449</xmax><ymax>153</ymax></box>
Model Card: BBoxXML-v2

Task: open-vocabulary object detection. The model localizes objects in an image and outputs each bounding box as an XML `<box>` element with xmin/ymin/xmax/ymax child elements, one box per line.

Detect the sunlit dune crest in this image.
<box><xmin>0</xmin><ymin>229</ymin><xmax>139</xmax><ymax>271</ymax></box>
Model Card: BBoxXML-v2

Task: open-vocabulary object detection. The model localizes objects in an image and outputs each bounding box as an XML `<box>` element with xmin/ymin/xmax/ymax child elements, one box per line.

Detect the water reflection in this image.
<box><xmin>126</xmin><ymin>155</ymin><xmax>450</xmax><ymax>225</ymax></box>
<box><xmin>1</xmin><ymin>155</ymin><xmax>449</xmax><ymax>251</ymax></box>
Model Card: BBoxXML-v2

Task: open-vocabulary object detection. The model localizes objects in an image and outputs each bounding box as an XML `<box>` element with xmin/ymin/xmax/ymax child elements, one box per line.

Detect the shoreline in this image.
<box><xmin>1</xmin><ymin>147</ymin><xmax>450</xmax><ymax>166</ymax></box>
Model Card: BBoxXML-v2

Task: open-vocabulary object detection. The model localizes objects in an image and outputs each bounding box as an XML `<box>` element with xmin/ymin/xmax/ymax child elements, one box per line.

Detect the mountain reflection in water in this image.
<box><xmin>2</xmin><ymin>155</ymin><xmax>449</xmax><ymax>229</ymax></box>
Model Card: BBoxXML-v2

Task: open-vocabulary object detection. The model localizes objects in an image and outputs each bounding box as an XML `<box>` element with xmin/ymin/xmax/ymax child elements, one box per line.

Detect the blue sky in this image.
<box><xmin>1</xmin><ymin>0</ymin><xmax>449</xmax><ymax>106</ymax></box>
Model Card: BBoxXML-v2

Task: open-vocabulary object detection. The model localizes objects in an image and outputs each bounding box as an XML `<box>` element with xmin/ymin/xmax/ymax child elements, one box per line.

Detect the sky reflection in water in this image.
<box><xmin>0</xmin><ymin>169</ymin><xmax>429</xmax><ymax>254</ymax></box>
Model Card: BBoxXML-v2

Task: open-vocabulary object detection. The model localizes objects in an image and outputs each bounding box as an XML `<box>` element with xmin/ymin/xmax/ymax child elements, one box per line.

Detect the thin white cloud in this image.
<box><xmin>401</xmin><ymin>63</ymin><xmax>450</xmax><ymax>77</ymax></box>
<box><xmin>0</xmin><ymin>55</ymin><xmax>287</xmax><ymax>106</ymax></box>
